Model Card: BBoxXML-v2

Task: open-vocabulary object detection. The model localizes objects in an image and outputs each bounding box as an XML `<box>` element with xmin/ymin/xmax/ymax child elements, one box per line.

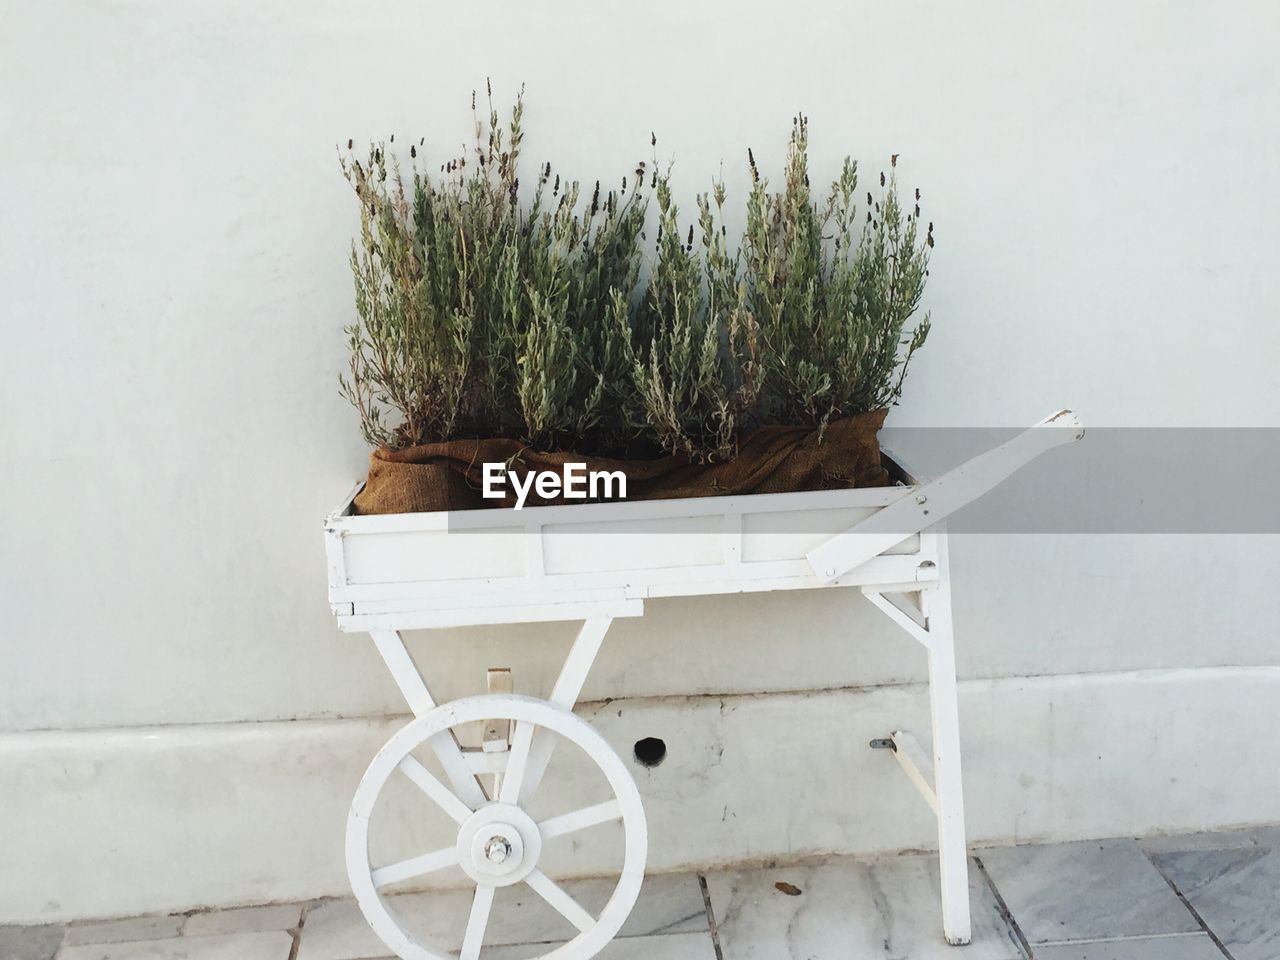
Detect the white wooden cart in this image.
<box><xmin>324</xmin><ymin>410</ymin><xmax>1084</xmax><ymax>960</ymax></box>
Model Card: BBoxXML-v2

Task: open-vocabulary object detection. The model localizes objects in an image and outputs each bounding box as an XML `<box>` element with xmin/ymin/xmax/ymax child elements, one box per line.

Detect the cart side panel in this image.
<box><xmin>343</xmin><ymin>527</ymin><xmax>527</xmax><ymax>584</ymax></box>
<box><xmin>542</xmin><ymin>514</ymin><xmax>727</xmax><ymax>575</ymax></box>
<box><xmin>741</xmin><ymin>506</ymin><xmax>922</xmax><ymax>562</ymax></box>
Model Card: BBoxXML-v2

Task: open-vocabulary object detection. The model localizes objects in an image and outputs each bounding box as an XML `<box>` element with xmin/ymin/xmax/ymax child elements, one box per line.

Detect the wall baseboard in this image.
<box><xmin>3</xmin><ymin>665</ymin><xmax>1276</xmax><ymax>924</ymax></box>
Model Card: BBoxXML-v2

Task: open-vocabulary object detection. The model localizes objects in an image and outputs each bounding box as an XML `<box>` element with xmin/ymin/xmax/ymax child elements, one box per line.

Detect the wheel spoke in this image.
<box><xmin>524</xmin><ymin>869</ymin><xmax>596</xmax><ymax>933</ymax></box>
<box><xmin>370</xmin><ymin>845</ymin><xmax>459</xmax><ymax>889</ymax></box>
<box><xmin>459</xmin><ymin>884</ymin><xmax>495</xmax><ymax>960</ymax></box>
<box><xmin>517</xmin><ymin>727</ymin><xmax>559</xmax><ymax>806</ymax></box>
<box><xmin>497</xmin><ymin>718</ymin><xmax>537</xmax><ymax>805</ymax></box>
<box><xmin>397</xmin><ymin>755</ymin><xmax>473</xmax><ymax>824</ymax></box>
<box><xmin>538</xmin><ymin>799</ymin><xmax>623</xmax><ymax>840</ymax></box>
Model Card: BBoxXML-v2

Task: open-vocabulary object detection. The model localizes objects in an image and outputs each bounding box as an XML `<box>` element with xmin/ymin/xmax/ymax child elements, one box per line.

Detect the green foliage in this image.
<box><xmin>340</xmin><ymin>88</ymin><xmax>645</xmax><ymax>450</ymax></box>
<box><xmin>340</xmin><ymin>92</ymin><xmax>934</xmax><ymax>461</ymax></box>
<box><xmin>744</xmin><ymin>115</ymin><xmax>932</xmax><ymax>432</ymax></box>
<box><xmin>516</xmin><ymin>171</ymin><xmax>648</xmax><ymax>450</ymax></box>
<box><xmin>619</xmin><ymin>171</ymin><xmax>760</xmax><ymax>460</ymax></box>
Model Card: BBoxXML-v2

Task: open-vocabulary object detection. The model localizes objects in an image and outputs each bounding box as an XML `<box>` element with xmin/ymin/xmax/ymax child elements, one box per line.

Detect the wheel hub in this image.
<box><xmin>484</xmin><ymin>837</ymin><xmax>512</xmax><ymax>864</ymax></box>
<box><xmin>455</xmin><ymin>803</ymin><xmax>541</xmax><ymax>887</ymax></box>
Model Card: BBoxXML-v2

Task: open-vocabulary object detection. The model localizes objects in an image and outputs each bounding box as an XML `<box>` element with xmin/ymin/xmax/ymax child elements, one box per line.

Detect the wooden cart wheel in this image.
<box><xmin>346</xmin><ymin>694</ymin><xmax>648</xmax><ymax>960</ymax></box>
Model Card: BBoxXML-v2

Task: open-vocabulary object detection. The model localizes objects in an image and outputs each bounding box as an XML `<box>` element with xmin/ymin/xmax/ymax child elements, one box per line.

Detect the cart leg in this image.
<box><xmin>923</xmin><ymin>532</ymin><xmax>972</xmax><ymax>945</ymax></box>
<box><xmin>863</xmin><ymin>527</ymin><xmax>972</xmax><ymax>945</ymax></box>
<box><xmin>517</xmin><ymin>614</ymin><xmax>614</xmax><ymax>805</ymax></box>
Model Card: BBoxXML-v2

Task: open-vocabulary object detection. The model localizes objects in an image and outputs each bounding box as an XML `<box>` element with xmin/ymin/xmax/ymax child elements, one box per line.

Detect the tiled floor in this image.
<box><xmin>4</xmin><ymin>827</ymin><xmax>1276</xmax><ymax>959</ymax></box>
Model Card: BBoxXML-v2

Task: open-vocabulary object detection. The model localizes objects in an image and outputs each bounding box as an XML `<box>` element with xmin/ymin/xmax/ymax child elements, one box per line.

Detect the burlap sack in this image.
<box><xmin>353</xmin><ymin>409</ymin><xmax>889</xmax><ymax>515</ymax></box>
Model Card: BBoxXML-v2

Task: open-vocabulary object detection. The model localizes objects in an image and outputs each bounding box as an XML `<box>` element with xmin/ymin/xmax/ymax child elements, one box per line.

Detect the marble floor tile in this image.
<box><xmin>1149</xmin><ymin>830</ymin><xmax>1280</xmax><ymax>960</ymax></box>
<box><xmin>483</xmin><ymin>931</ymin><xmax>718</xmax><ymax>959</ymax></box>
<box><xmin>1139</xmin><ymin>827</ymin><xmax>1269</xmax><ymax>856</ymax></box>
<box><xmin>1032</xmin><ymin>933</ymin><xmax>1225</xmax><ymax>959</ymax></box>
<box><xmin>705</xmin><ymin>854</ymin><xmax>1026</xmax><ymax>960</ymax></box>
<box><xmin>64</xmin><ymin>915</ymin><xmax>184</xmax><ymax>947</ymax></box>
<box><xmin>297</xmin><ymin>873</ymin><xmax>708</xmax><ymax>960</ymax></box>
<box><xmin>978</xmin><ymin>839</ymin><xmax>1198</xmax><ymax>943</ymax></box>
<box><xmin>0</xmin><ymin>924</ymin><xmax>64</xmax><ymax>960</ymax></box>
<box><xmin>180</xmin><ymin>904</ymin><xmax>303</xmax><ymax>938</ymax></box>
<box><xmin>58</xmin><ymin>930</ymin><xmax>295</xmax><ymax>960</ymax></box>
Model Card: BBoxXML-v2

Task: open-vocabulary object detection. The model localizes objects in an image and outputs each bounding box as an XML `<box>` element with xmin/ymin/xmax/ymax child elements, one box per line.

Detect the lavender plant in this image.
<box><xmin>743</xmin><ymin>116</ymin><xmax>932</xmax><ymax>430</ymax></box>
<box><xmin>340</xmin><ymin>94</ymin><xmax>934</xmax><ymax>461</ymax></box>
<box><xmin>519</xmin><ymin>168</ymin><xmax>647</xmax><ymax>450</ymax></box>
<box><xmin>617</xmin><ymin>164</ymin><xmax>760</xmax><ymax>461</ymax></box>
<box><xmin>340</xmin><ymin>88</ymin><xmax>647</xmax><ymax>450</ymax></box>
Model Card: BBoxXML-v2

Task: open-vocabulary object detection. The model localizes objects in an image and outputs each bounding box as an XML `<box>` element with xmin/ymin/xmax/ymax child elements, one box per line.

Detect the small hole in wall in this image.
<box><xmin>633</xmin><ymin>737</ymin><xmax>666</xmax><ymax>768</ymax></box>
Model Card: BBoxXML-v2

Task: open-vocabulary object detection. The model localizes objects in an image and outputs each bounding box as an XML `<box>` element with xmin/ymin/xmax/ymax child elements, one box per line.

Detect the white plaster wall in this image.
<box><xmin>2</xmin><ymin>0</ymin><xmax>1278</xmax><ymax>922</ymax></box>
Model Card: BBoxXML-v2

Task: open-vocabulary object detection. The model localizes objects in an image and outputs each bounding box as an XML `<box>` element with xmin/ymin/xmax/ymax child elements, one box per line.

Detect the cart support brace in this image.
<box><xmin>890</xmin><ymin>730</ymin><xmax>937</xmax><ymax>814</ymax></box>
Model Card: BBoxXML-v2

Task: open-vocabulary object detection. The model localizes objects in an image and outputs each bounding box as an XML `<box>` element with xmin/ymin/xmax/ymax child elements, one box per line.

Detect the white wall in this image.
<box><xmin>2</xmin><ymin>0</ymin><xmax>1278</xmax><ymax>923</ymax></box>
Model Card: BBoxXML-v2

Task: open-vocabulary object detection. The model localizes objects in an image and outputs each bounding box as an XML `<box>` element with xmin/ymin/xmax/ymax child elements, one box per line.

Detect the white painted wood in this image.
<box><xmin>327</xmin><ymin>485</ymin><xmax>905</xmax><ymax>535</ymax></box>
<box><xmin>484</xmin><ymin>669</ymin><xmax>514</xmax><ymax>799</ymax></box>
<box><xmin>882</xmin><ymin>591</ymin><xmax>926</xmax><ymax>629</ymax></box>
<box><xmin>483</xmin><ymin>669</ymin><xmax>514</xmax><ymax>747</ymax></box>
<box><xmin>525</xmin><ymin>526</ymin><xmax>547</xmax><ymax>578</ymax></box>
<box><xmin>326</xmin><ymin>485</ymin><xmax>943</xmax><ymax>634</ymax></box>
<box><xmin>542</xmin><ymin>515</ymin><xmax>726</xmax><ymax>574</ymax></box>
<box><xmin>497</xmin><ymin>715</ymin><xmax>536</xmax><ymax>806</ymax></box>
<box><xmin>372</xmin><ymin>846</ymin><xmax>460</xmax><ymax>890</ymax></box>
<box><xmin>333</xmin><ymin>555</ymin><xmax>936</xmax><ymax>628</ymax></box>
<box><xmin>636</xmin><ymin>559</ymin><xmax>937</xmax><ymax>597</ymax></box>
<box><xmin>807</xmin><ymin>409</ymin><xmax>1085</xmax><ymax>582</ymax></box>
<box><xmin>549</xmin><ymin>618</ymin><xmax>613</xmax><ymax>709</ymax></box>
<box><xmin>324</xmin><ymin>521</ymin><xmax>350</xmax><ymax>593</ymax></box>
<box><xmin>397</xmin><ymin>756</ymin><xmax>472</xmax><ymax>825</ymax></box>
<box><xmin>862</xmin><ymin>542</ymin><xmax>972</xmax><ymax>944</ymax></box>
<box><xmin>889</xmin><ymin>730</ymin><xmax>938</xmax><ymax>814</ymax></box>
<box><xmin>342</xmin><ymin>599</ymin><xmax>645</xmax><ymax>633</ymax></box>
<box><xmin>325</xmin><ymin>481</ymin><xmax>365</xmax><ymax>526</ymax></box>
<box><xmin>345</xmin><ymin>528</ymin><xmax>528</xmax><ymax>584</ymax></box>
<box><xmin>370</xmin><ymin>629</ymin><xmax>488</xmax><ymax>811</ymax></box>
<box><xmin>864</xmin><ymin>590</ymin><xmax>932</xmax><ymax>650</ymax></box>
<box><xmin>723</xmin><ymin>511</ymin><xmax>743</xmax><ymax>566</ymax></box>
<box><xmin>346</xmin><ymin>695</ymin><xmax>647</xmax><ymax>960</ymax></box>
<box><xmin>538</xmin><ymin>800</ymin><xmax>624</xmax><ymax>840</ymax></box>
<box><xmin>333</xmin><ymin>551</ymin><xmax>934</xmax><ymax>602</ymax></box>
<box><xmin>331</xmin><ymin>551</ymin><xmax>937</xmax><ymax>602</ymax></box>
<box><xmin>459</xmin><ymin>884</ymin><xmax>494</xmax><ymax>960</ymax></box>
<box><xmin>525</xmin><ymin>868</ymin><xmax>596</xmax><ymax>933</ymax></box>
<box><xmin>519</xmin><ymin>616</ymin><xmax>615</xmax><ymax>807</ymax></box>
<box><xmin>924</xmin><ymin>528</ymin><xmax>973</xmax><ymax>946</ymax></box>
<box><xmin>740</xmin><ymin>508</ymin><xmax>920</xmax><ymax>561</ymax></box>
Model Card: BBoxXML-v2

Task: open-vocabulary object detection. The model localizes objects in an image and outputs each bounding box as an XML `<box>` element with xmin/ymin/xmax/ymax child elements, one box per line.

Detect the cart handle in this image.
<box><xmin>807</xmin><ymin>409</ymin><xmax>1085</xmax><ymax>583</ymax></box>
